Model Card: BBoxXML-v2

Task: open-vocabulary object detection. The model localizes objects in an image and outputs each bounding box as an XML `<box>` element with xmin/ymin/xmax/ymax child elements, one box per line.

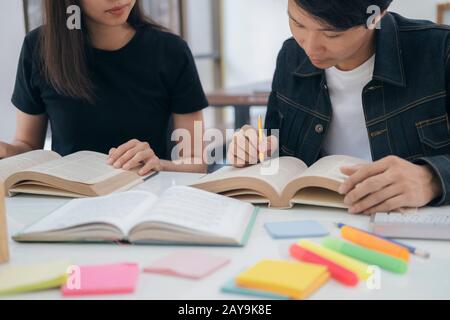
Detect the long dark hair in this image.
<box><xmin>40</xmin><ymin>0</ymin><xmax>163</xmax><ymax>102</ymax></box>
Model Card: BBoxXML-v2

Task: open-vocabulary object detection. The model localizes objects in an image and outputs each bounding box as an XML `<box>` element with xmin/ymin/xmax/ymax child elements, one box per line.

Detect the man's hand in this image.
<box><xmin>108</xmin><ymin>139</ymin><xmax>163</xmax><ymax>176</ymax></box>
<box><xmin>338</xmin><ymin>156</ymin><xmax>443</xmax><ymax>214</ymax></box>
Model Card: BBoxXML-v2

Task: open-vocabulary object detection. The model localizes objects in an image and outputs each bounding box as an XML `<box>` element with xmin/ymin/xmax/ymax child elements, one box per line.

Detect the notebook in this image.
<box><xmin>143</xmin><ymin>251</ymin><xmax>230</xmax><ymax>279</ymax></box>
<box><xmin>235</xmin><ymin>260</ymin><xmax>330</xmax><ymax>300</ymax></box>
<box><xmin>0</xmin><ymin>260</ymin><xmax>71</xmax><ymax>296</ymax></box>
<box><xmin>13</xmin><ymin>186</ymin><xmax>258</xmax><ymax>246</ymax></box>
<box><xmin>62</xmin><ymin>263</ymin><xmax>140</xmax><ymax>296</ymax></box>
<box><xmin>191</xmin><ymin>155</ymin><xmax>368</xmax><ymax>209</ymax></box>
<box><xmin>371</xmin><ymin>207</ymin><xmax>450</xmax><ymax>240</ymax></box>
<box><xmin>264</xmin><ymin>220</ymin><xmax>329</xmax><ymax>239</ymax></box>
<box><xmin>0</xmin><ymin>150</ymin><xmax>153</xmax><ymax>198</ymax></box>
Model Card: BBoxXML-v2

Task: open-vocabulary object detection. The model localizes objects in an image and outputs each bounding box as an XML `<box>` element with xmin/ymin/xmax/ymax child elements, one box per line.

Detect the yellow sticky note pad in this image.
<box><xmin>0</xmin><ymin>260</ymin><xmax>71</xmax><ymax>296</ymax></box>
<box><xmin>236</xmin><ymin>259</ymin><xmax>330</xmax><ymax>300</ymax></box>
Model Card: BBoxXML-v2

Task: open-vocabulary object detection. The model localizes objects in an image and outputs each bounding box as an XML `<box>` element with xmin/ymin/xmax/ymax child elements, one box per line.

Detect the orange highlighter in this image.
<box><xmin>337</xmin><ymin>223</ymin><xmax>410</xmax><ymax>262</ymax></box>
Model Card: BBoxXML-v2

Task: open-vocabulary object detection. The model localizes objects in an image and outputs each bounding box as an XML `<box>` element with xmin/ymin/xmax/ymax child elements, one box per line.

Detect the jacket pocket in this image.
<box><xmin>274</xmin><ymin>92</ymin><xmax>330</xmax><ymax>166</ymax></box>
<box><xmin>416</xmin><ymin>115</ymin><xmax>450</xmax><ymax>155</ymax></box>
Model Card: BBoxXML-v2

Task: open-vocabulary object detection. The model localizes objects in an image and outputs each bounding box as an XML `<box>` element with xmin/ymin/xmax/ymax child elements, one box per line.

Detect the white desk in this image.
<box><xmin>2</xmin><ymin>172</ymin><xmax>450</xmax><ymax>300</ymax></box>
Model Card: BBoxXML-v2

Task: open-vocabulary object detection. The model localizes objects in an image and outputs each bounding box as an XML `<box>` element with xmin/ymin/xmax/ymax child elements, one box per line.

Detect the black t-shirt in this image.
<box><xmin>11</xmin><ymin>26</ymin><xmax>208</xmax><ymax>159</ymax></box>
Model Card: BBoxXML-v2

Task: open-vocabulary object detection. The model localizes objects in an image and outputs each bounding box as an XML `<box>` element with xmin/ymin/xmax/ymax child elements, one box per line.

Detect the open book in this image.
<box><xmin>0</xmin><ymin>150</ymin><xmax>154</xmax><ymax>198</ymax></box>
<box><xmin>13</xmin><ymin>186</ymin><xmax>258</xmax><ymax>246</ymax></box>
<box><xmin>191</xmin><ymin>155</ymin><xmax>368</xmax><ymax>209</ymax></box>
<box><xmin>0</xmin><ymin>184</ymin><xmax>9</xmax><ymax>263</ymax></box>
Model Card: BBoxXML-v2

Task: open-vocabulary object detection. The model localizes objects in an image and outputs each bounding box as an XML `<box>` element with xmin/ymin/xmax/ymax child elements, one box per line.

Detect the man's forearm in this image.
<box><xmin>415</xmin><ymin>155</ymin><xmax>450</xmax><ymax>206</ymax></box>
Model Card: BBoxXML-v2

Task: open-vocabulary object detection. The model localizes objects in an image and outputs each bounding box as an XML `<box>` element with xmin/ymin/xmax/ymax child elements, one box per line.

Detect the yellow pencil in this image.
<box><xmin>258</xmin><ymin>115</ymin><xmax>265</xmax><ymax>163</ymax></box>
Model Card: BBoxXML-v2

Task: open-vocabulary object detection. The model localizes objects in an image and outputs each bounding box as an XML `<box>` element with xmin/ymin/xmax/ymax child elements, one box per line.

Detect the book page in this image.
<box><xmin>0</xmin><ymin>150</ymin><xmax>60</xmax><ymax>183</ymax></box>
<box><xmin>25</xmin><ymin>151</ymin><xmax>129</xmax><ymax>184</ymax></box>
<box><xmin>136</xmin><ymin>186</ymin><xmax>254</xmax><ymax>239</ymax></box>
<box><xmin>17</xmin><ymin>191</ymin><xmax>158</xmax><ymax>236</ymax></box>
<box><xmin>195</xmin><ymin>157</ymin><xmax>308</xmax><ymax>195</ymax></box>
<box><xmin>300</xmin><ymin>155</ymin><xmax>369</xmax><ymax>183</ymax></box>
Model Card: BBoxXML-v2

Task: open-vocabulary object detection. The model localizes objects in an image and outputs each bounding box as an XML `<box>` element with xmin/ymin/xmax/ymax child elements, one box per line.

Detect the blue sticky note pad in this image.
<box><xmin>221</xmin><ymin>278</ymin><xmax>289</xmax><ymax>300</ymax></box>
<box><xmin>264</xmin><ymin>220</ymin><xmax>329</xmax><ymax>239</ymax></box>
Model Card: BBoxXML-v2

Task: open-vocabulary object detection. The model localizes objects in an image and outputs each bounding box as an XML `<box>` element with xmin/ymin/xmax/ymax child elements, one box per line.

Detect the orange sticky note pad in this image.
<box><xmin>61</xmin><ymin>263</ymin><xmax>140</xmax><ymax>297</ymax></box>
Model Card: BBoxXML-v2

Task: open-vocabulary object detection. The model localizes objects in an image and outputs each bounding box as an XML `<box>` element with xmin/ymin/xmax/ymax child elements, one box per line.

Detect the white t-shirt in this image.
<box><xmin>322</xmin><ymin>55</ymin><xmax>375</xmax><ymax>161</ymax></box>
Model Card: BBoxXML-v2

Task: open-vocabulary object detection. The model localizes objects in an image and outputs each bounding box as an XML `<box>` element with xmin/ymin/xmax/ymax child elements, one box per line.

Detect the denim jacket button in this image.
<box><xmin>315</xmin><ymin>124</ymin><xmax>324</xmax><ymax>134</ymax></box>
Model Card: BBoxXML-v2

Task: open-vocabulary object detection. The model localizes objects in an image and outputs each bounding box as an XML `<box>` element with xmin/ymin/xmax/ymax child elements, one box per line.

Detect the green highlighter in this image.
<box><xmin>322</xmin><ymin>237</ymin><xmax>408</xmax><ymax>274</ymax></box>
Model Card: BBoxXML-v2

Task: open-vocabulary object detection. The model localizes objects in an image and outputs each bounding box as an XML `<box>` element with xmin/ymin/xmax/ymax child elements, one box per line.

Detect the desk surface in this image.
<box><xmin>207</xmin><ymin>82</ymin><xmax>271</xmax><ymax>107</ymax></box>
<box><xmin>3</xmin><ymin>172</ymin><xmax>450</xmax><ymax>300</ymax></box>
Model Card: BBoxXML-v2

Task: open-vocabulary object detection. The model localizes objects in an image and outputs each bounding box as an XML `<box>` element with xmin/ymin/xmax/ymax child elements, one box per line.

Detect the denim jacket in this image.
<box><xmin>266</xmin><ymin>12</ymin><xmax>450</xmax><ymax>206</ymax></box>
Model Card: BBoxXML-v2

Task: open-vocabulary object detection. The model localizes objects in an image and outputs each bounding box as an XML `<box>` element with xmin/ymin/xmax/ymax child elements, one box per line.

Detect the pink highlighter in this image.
<box><xmin>289</xmin><ymin>244</ymin><xmax>359</xmax><ymax>287</ymax></box>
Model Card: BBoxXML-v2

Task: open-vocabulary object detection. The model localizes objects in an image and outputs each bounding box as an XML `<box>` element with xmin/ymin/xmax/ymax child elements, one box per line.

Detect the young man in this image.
<box><xmin>228</xmin><ymin>0</ymin><xmax>450</xmax><ymax>214</ymax></box>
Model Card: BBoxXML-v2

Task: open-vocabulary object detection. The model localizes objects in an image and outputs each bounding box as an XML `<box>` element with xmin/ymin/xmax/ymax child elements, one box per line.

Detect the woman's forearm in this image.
<box><xmin>1</xmin><ymin>140</ymin><xmax>37</xmax><ymax>158</ymax></box>
<box><xmin>0</xmin><ymin>110</ymin><xmax>48</xmax><ymax>159</ymax></box>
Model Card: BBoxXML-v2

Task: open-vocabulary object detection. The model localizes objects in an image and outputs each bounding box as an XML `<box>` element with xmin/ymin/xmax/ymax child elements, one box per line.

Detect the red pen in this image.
<box><xmin>289</xmin><ymin>244</ymin><xmax>359</xmax><ymax>287</ymax></box>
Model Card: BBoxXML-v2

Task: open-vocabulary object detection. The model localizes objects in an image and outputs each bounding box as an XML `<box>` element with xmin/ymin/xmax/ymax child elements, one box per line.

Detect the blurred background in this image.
<box><xmin>0</xmin><ymin>0</ymin><xmax>448</xmax><ymax>149</ymax></box>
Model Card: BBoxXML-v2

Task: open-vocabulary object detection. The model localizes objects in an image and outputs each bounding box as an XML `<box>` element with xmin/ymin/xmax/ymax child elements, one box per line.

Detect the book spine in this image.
<box><xmin>0</xmin><ymin>183</ymin><xmax>10</xmax><ymax>263</ymax></box>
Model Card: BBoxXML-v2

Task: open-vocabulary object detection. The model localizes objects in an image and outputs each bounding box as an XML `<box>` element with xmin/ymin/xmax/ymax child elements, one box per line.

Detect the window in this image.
<box><xmin>23</xmin><ymin>0</ymin><xmax>42</xmax><ymax>32</ymax></box>
<box><xmin>141</xmin><ymin>0</ymin><xmax>182</xmax><ymax>34</ymax></box>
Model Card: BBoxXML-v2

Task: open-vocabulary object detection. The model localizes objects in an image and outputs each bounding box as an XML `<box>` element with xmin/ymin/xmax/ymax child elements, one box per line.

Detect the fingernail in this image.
<box><xmin>123</xmin><ymin>164</ymin><xmax>130</xmax><ymax>170</ymax></box>
<box><xmin>343</xmin><ymin>197</ymin><xmax>351</xmax><ymax>205</ymax></box>
<box><xmin>350</xmin><ymin>206</ymin><xmax>359</xmax><ymax>214</ymax></box>
<box><xmin>113</xmin><ymin>162</ymin><xmax>121</xmax><ymax>168</ymax></box>
<box><xmin>338</xmin><ymin>185</ymin><xmax>346</xmax><ymax>195</ymax></box>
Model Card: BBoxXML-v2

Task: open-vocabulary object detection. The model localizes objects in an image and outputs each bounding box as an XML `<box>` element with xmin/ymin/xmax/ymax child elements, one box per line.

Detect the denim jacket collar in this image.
<box><xmin>294</xmin><ymin>12</ymin><xmax>406</xmax><ymax>88</ymax></box>
<box><xmin>372</xmin><ymin>13</ymin><xmax>406</xmax><ymax>87</ymax></box>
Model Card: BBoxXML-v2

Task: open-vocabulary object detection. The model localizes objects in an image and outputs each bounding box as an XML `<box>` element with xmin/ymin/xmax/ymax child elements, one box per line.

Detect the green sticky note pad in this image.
<box><xmin>0</xmin><ymin>260</ymin><xmax>71</xmax><ymax>296</ymax></box>
<box><xmin>221</xmin><ymin>278</ymin><xmax>290</xmax><ymax>300</ymax></box>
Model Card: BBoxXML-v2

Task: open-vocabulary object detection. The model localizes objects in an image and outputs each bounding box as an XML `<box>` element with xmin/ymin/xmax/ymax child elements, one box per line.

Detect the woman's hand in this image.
<box><xmin>108</xmin><ymin>139</ymin><xmax>163</xmax><ymax>176</ymax></box>
<box><xmin>0</xmin><ymin>142</ymin><xmax>8</xmax><ymax>159</ymax></box>
<box><xmin>227</xmin><ymin>125</ymin><xmax>279</xmax><ymax>168</ymax></box>
<box><xmin>338</xmin><ymin>156</ymin><xmax>443</xmax><ymax>214</ymax></box>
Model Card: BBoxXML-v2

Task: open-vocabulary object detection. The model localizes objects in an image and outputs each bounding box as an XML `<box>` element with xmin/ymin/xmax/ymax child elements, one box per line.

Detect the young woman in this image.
<box><xmin>0</xmin><ymin>0</ymin><xmax>208</xmax><ymax>175</ymax></box>
<box><xmin>228</xmin><ymin>0</ymin><xmax>450</xmax><ymax>214</ymax></box>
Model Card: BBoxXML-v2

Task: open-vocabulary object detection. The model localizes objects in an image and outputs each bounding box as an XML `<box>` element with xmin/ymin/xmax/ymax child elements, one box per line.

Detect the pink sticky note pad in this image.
<box><xmin>143</xmin><ymin>251</ymin><xmax>230</xmax><ymax>279</ymax></box>
<box><xmin>61</xmin><ymin>263</ymin><xmax>140</xmax><ymax>297</ymax></box>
